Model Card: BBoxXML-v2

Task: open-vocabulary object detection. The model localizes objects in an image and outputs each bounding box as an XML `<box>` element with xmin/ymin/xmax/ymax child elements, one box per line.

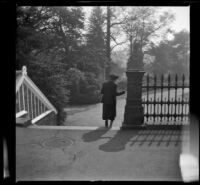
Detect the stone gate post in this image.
<box><xmin>122</xmin><ymin>42</ymin><xmax>145</xmax><ymax>128</ymax></box>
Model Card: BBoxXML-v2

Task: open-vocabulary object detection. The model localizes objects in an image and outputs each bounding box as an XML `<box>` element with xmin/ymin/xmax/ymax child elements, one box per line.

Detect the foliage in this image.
<box><xmin>65</xmin><ymin>68</ymin><xmax>85</xmax><ymax>102</ymax></box>
<box><xmin>16</xmin><ymin>6</ymin><xmax>85</xmax><ymax>124</ymax></box>
<box><xmin>121</xmin><ymin>7</ymin><xmax>175</xmax><ymax>55</ymax></box>
<box><xmin>76</xmin><ymin>45</ymin><xmax>106</xmax><ymax>77</ymax></box>
<box><xmin>108</xmin><ymin>7</ymin><xmax>129</xmax><ymax>51</ymax></box>
<box><xmin>168</xmin><ymin>30</ymin><xmax>190</xmax><ymax>76</ymax></box>
<box><xmin>66</xmin><ymin>68</ymin><xmax>101</xmax><ymax>104</ymax></box>
<box><xmin>87</xmin><ymin>7</ymin><xmax>105</xmax><ymax>49</ymax></box>
<box><xmin>147</xmin><ymin>42</ymin><xmax>173</xmax><ymax>75</ymax></box>
<box><xmin>85</xmin><ymin>7</ymin><xmax>108</xmax><ymax>78</ymax></box>
<box><xmin>28</xmin><ymin>52</ymin><xmax>69</xmax><ymax>125</ymax></box>
<box><xmin>147</xmin><ymin>30</ymin><xmax>190</xmax><ymax>77</ymax></box>
<box><xmin>16</xmin><ymin>6</ymin><xmax>189</xmax><ymax>126</ymax></box>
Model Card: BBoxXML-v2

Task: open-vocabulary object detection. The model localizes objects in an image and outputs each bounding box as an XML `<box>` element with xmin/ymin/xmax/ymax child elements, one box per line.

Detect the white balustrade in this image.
<box><xmin>16</xmin><ymin>66</ymin><xmax>57</xmax><ymax>124</ymax></box>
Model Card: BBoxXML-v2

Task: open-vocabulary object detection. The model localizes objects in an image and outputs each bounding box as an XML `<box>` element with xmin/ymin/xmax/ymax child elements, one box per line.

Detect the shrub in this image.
<box><xmin>66</xmin><ymin>69</ymin><xmax>101</xmax><ymax>105</ymax></box>
<box><xmin>72</xmin><ymin>91</ymin><xmax>101</xmax><ymax>104</ymax></box>
<box><xmin>28</xmin><ymin>54</ymin><xmax>69</xmax><ymax>125</ymax></box>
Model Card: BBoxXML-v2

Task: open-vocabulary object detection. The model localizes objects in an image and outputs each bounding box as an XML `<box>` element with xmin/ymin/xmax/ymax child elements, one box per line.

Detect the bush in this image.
<box><xmin>72</xmin><ymin>90</ymin><xmax>101</xmax><ymax>104</ymax></box>
<box><xmin>28</xmin><ymin>55</ymin><xmax>69</xmax><ymax>125</ymax></box>
<box><xmin>67</xmin><ymin>69</ymin><xmax>102</xmax><ymax>105</ymax></box>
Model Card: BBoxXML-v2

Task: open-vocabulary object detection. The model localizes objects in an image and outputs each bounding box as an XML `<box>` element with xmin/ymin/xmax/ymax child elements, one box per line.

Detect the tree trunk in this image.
<box><xmin>106</xmin><ymin>6</ymin><xmax>111</xmax><ymax>80</ymax></box>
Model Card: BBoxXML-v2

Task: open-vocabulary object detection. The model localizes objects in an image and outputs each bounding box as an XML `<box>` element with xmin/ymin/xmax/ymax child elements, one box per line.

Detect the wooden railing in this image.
<box><xmin>16</xmin><ymin>82</ymin><xmax>49</xmax><ymax>120</ymax></box>
<box><xmin>16</xmin><ymin>66</ymin><xmax>57</xmax><ymax>124</ymax></box>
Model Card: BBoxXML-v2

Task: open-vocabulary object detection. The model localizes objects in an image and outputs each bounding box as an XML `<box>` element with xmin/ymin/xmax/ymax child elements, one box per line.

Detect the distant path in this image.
<box><xmin>64</xmin><ymin>88</ymin><xmax>189</xmax><ymax>127</ymax></box>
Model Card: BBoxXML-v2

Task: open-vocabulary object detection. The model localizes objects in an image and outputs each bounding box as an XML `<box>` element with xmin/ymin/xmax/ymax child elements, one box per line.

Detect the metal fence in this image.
<box><xmin>142</xmin><ymin>74</ymin><xmax>190</xmax><ymax>125</ymax></box>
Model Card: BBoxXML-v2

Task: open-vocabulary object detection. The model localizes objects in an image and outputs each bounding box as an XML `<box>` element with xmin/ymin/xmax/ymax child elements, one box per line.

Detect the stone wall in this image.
<box><xmin>35</xmin><ymin>111</ymin><xmax>57</xmax><ymax>126</ymax></box>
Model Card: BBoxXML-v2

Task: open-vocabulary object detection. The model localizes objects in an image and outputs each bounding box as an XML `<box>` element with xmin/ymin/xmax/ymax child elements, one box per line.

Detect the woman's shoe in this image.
<box><xmin>105</xmin><ymin>120</ymin><xmax>108</xmax><ymax>127</ymax></box>
<box><xmin>109</xmin><ymin>120</ymin><xmax>113</xmax><ymax>128</ymax></box>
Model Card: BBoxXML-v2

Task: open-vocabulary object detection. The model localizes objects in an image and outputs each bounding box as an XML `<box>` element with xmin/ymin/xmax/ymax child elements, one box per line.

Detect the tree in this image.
<box><xmin>16</xmin><ymin>6</ymin><xmax>85</xmax><ymax>70</ymax></box>
<box><xmin>147</xmin><ymin>42</ymin><xmax>173</xmax><ymax>74</ymax></box>
<box><xmin>105</xmin><ymin>6</ymin><xmax>128</xmax><ymax>79</ymax></box>
<box><xmin>16</xmin><ymin>6</ymin><xmax>86</xmax><ymax>124</ymax></box>
<box><xmin>147</xmin><ymin>30</ymin><xmax>190</xmax><ymax>77</ymax></box>
<box><xmin>122</xmin><ymin>7</ymin><xmax>175</xmax><ymax>63</ymax></box>
<box><xmin>16</xmin><ymin>6</ymin><xmax>50</xmax><ymax>68</ymax></box>
<box><xmin>169</xmin><ymin>30</ymin><xmax>190</xmax><ymax>76</ymax></box>
<box><xmin>85</xmin><ymin>6</ymin><xmax>108</xmax><ymax>81</ymax></box>
<box><xmin>106</xmin><ymin>6</ymin><xmax>111</xmax><ymax>79</ymax></box>
<box><xmin>28</xmin><ymin>51</ymin><xmax>69</xmax><ymax>124</ymax></box>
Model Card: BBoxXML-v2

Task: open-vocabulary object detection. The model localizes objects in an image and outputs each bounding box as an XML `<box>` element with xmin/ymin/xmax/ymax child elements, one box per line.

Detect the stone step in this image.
<box><xmin>16</xmin><ymin>117</ymin><xmax>31</xmax><ymax>127</ymax></box>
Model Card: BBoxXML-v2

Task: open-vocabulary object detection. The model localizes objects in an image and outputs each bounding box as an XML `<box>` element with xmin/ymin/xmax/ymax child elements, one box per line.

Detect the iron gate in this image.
<box><xmin>142</xmin><ymin>74</ymin><xmax>190</xmax><ymax>125</ymax></box>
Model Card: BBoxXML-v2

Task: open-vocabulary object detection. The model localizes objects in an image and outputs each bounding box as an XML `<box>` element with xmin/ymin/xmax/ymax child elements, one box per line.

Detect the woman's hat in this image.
<box><xmin>109</xmin><ymin>74</ymin><xmax>119</xmax><ymax>80</ymax></box>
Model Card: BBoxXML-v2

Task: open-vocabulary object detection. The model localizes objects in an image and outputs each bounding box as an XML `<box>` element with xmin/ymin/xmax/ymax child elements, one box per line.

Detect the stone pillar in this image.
<box><xmin>123</xmin><ymin>69</ymin><xmax>145</xmax><ymax>127</ymax></box>
<box><xmin>122</xmin><ymin>41</ymin><xmax>145</xmax><ymax>128</ymax></box>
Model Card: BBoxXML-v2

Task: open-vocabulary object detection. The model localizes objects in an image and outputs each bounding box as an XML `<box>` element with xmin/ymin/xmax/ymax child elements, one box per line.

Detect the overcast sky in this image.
<box><xmin>160</xmin><ymin>6</ymin><xmax>189</xmax><ymax>32</ymax></box>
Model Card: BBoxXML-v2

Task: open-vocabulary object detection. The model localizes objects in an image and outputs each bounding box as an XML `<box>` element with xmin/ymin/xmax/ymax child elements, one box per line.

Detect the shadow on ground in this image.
<box><xmin>82</xmin><ymin>127</ymin><xmax>110</xmax><ymax>142</ymax></box>
<box><xmin>129</xmin><ymin>129</ymin><xmax>182</xmax><ymax>147</ymax></box>
<box><xmin>99</xmin><ymin>130</ymin><xmax>139</xmax><ymax>152</ymax></box>
<box><xmin>82</xmin><ymin>128</ymin><xmax>183</xmax><ymax>152</ymax></box>
<box><xmin>98</xmin><ymin>129</ymin><xmax>182</xmax><ymax>152</ymax></box>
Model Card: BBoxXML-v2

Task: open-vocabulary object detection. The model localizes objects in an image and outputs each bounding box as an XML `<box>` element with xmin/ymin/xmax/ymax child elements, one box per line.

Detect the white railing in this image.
<box><xmin>16</xmin><ymin>66</ymin><xmax>57</xmax><ymax>124</ymax></box>
<box><xmin>16</xmin><ymin>79</ymin><xmax>50</xmax><ymax>120</ymax></box>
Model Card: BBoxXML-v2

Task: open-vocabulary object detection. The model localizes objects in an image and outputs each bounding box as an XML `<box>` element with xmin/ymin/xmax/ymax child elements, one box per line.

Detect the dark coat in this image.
<box><xmin>101</xmin><ymin>81</ymin><xmax>125</xmax><ymax>120</ymax></box>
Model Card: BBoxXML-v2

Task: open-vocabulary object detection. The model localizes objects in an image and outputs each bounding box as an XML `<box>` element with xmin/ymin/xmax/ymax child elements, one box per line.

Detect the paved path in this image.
<box><xmin>16</xmin><ymin>127</ymin><xmax>187</xmax><ymax>181</ymax></box>
<box><xmin>64</xmin><ymin>89</ymin><xmax>189</xmax><ymax>127</ymax></box>
<box><xmin>64</xmin><ymin>97</ymin><xmax>126</xmax><ymax>127</ymax></box>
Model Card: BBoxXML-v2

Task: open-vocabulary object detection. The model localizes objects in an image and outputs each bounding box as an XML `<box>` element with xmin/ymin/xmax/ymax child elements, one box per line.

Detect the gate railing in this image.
<box><xmin>142</xmin><ymin>74</ymin><xmax>190</xmax><ymax>125</ymax></box>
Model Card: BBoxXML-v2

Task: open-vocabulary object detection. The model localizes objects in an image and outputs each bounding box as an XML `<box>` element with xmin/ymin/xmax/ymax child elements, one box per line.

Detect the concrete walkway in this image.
<box><xmin>64</xmin><ymin>96</ymin><xmax>126</xmax><ymax>127</ymax></box>
<box><xmin>16</xmin><ymin>126</ymin><xmax>187</xmax><ymax>181</ymax></box>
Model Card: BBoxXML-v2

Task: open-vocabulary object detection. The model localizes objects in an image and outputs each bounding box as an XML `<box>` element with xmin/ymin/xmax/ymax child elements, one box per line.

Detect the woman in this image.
<box><xmin>101</xmin><ymin>74</ymin><xmax>125</xmax><ymax>128</ymax></box>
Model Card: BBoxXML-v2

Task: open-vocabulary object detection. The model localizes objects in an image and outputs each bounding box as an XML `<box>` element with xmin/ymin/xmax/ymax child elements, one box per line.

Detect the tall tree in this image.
<box><xmin>147</xmin><ymin>30</ymin><xmax>190</xmax><ymax>76</ymax></box>
<box><xmin>106</xmin><ymin>6</ymin><xmax>111</xmax><ymax>80</ymax></box>
<box><xmin>105</xmin><ymin>6</ymin><xmax>128</xmax><ymax>79</ymax></box>
<box><xmin>122</xmin><ymin>7</ymin><xmax>175</xmax><ymax>65</ymax></box>
<box><xmin>147</xmin><ymin>41</ymin><xmax>173</xmax><ymax>75</ymax></box>
<box><xmin>16</xmin><ymin>6</ymin><xmax>86</xmax><ymax>124</ymax></box>
<box><xmin>16</xmin><ymin>6</ymin><xmax>85</xmax><ymax>70</ymax></box>
<box><xmin>169</xmin><ymin>30</ymin><xmax>190</xmax><ymax>76</ymax></box>
<box><xmin>85</xmin><ymin>6</ymin><xmax>108</xmax><ymax>81</ymax></box>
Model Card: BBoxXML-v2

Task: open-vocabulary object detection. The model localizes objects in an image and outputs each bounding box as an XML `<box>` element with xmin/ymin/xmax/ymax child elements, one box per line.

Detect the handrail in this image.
<box><xmin>32</xmin><ymin>110</ymin><xmax>53</xmax><ymax>124</ymax></box>
<box><xmin>23</xmin><ymin>76</ymin><xmax>57</xmax><ymax>114</ymax></box>
<box><xmin>16</xmin><ymin>66</ymin><xmax>57</xmax><ymax>124</ymax></box>
<box><xmin>16</xmin><ymin>110</ymin><xmax>27</xmax><ymax>118</ymax></box>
